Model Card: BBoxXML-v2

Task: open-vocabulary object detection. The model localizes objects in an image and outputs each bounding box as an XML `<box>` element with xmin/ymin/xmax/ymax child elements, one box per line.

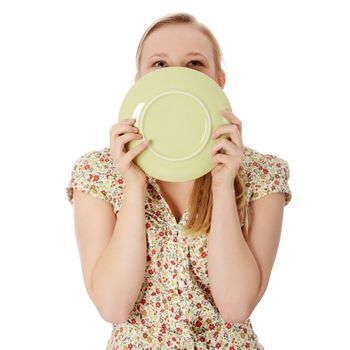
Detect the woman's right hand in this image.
<box><xmin>110</xmin><ymin>118</ymin><xmax>149</xmax><ymax>188</ymax></box>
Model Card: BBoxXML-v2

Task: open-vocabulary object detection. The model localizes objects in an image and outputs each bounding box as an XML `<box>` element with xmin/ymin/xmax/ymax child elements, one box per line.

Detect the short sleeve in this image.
<box><xmin>249</xmin><ymin>153</ymin><xmax>292</xmax><ymax>206</ymax></box>
<box><xmin>65</xmin><ymin>150</ymin><xmax>113</xmax><ymax>206</ymax></box>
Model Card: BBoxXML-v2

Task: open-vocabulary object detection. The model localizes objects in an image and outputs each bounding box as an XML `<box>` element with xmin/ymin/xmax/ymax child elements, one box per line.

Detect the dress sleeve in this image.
<box><xmin>65</xmin><ymin>150</ymin><xmax>112</xmax><ymax>206</ymax></box>
<box><xmin>249</xmin><ymin>153</ymin><xmax>292</xmax><ymax>206</ymax></box>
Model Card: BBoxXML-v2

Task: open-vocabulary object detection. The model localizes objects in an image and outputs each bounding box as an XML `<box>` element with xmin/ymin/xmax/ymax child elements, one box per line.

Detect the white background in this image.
<box><xmin>1</xmin><ymin>0</ymin><xmax>349</xmax><ymax>349</ymax></box>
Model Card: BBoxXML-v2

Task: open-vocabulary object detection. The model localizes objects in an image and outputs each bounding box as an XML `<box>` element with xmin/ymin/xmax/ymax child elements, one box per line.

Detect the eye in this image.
<box><xmin>153</xmin><ymin>60</ymin><xmax>168</xmax><ymax>68</ymax></box>
<box><xmin>188</xmin><ymin>60</ymin><xmax>203</xmax><ymax>67</ymax></box>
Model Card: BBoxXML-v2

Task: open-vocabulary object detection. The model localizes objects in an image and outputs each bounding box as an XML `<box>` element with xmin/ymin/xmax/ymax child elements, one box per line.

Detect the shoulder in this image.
<box><xmin>239</xmin><ymin>145</ymin><xmax>292</xmax><ymax>206</ymax></box>
<box><xmin>65</xmin><ymin>146</ymin><xmax>125</xmax><ymax>213</ymax></box>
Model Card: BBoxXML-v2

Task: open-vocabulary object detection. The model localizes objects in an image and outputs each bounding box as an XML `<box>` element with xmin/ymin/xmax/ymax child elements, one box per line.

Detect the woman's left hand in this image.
<box><xmin>210</xmin><ymin>109</ymin><xmax>244</xmax><ymax>189</ymax></box>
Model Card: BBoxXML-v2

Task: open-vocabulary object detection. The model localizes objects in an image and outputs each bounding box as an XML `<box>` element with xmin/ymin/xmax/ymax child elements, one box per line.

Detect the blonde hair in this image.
<box><xmin>135</xmin><ymin>12</ymin><xmax>250</xmax><ymax>239</ymax></box>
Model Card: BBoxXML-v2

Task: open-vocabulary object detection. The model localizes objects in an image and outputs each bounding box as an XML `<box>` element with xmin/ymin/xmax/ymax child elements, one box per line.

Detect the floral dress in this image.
<box><xmin>66</xmin><ymin>145</ymin><xmax>292</xmax><ymax>350</ymax></box>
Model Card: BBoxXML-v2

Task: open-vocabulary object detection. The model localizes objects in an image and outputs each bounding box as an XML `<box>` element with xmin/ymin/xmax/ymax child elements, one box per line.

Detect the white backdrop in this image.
<box><xmin>1</xmin><ymin>0</ymin><xmax>349</xmax><ymax>349</ymax></box>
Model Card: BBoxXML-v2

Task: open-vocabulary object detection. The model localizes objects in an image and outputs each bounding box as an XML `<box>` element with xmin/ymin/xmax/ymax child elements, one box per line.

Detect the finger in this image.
<box><xmin>110</xmin><ymin>119</ymin><xmax>135</xmax><ymax>131</ymax></box>
<box><xmin>213</xmin><ymin>153</ymin><xmax>231</xmax><ymax>165</ymax></box>
<box><xmin>211</xmin><ymin>138</ymin><xmax>236</xmax><ymax>156</ymax></box>
<box><xmin>212</xmin><ymin>124</ymin><xmax>240</xmax><ymax>140</ymax></box>
<box><xmin>221</xmin><ymin>109</ymin><xmax>241</xmax><ymax>122</ymax></box>
<box><xmin>110</xmin><ymin>119</ymin><xmax>136</xmax><ymax>131</ymax></box>
<box><xmin>124</xmin><ymin>140</ymin><xmax>149</xmax><ymax>162</ymax></box>
<box><xmin>110</xmin><ymin>126</ymin><xmax>140</xmax><ymax>149</ymax></box>
<box><xmin>113</xmin><ymin>133</ymin><xmax>143</xmax><ymax>158</ymax></box>
<box><xmin>221</xmin><ymin>110</ymin><xmax>242</xmax><ymax>134</ymax></box>
<box><xmin>213</xmin><ymin>151</ymin><xmax>243</xmax><ymax>170</ymax></box>
<box><xmin>120</xmin><ymin>118</ymin><xmax>136</xmax><ymax>124</ymax></box>
<box><xmin>213</xmin><ymin>127</ymin><xmax>243</xmax><ymax>149</ymax></box>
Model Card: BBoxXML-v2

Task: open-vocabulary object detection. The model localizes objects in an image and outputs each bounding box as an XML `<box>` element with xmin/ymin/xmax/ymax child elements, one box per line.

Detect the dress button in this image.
<box><xmin>178</xmin><ymin>265</ymin><xmax>184</xmax><ymax>273</ymax></box>
<box><xmin>178</xmin><ymin>280</ymin><xmax>185</xmax><ymax>288</ymax></box>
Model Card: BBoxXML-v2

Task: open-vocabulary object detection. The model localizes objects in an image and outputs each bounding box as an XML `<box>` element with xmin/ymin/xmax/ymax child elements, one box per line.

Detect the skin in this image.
<box><xmin>72</xmin><ymin>22</ymin><xmax>287</xmax><ymax>324</ymax></box>
<box><xmin>135</xmin><ymin>23</ymin><xmax>287</xmax><ymax>321</ymax></box>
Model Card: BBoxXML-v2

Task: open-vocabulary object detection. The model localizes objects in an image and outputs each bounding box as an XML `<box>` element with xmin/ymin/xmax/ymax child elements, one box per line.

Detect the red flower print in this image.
<box><xmin>70</xmin><ymin>146</ymin><xmax>282</xmax><ymax>350</ymax></box>
<box><xmin>195</xmin><ymin>320</ymin><xmax>202</xmax><ymax>327</ymax></box>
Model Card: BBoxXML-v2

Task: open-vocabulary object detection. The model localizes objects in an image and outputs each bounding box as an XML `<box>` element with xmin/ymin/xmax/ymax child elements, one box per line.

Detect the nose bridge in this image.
<box><xmin>168</xmin><ymin>58</ymin><xmax>186</xmax><ymax>67</ymax></box>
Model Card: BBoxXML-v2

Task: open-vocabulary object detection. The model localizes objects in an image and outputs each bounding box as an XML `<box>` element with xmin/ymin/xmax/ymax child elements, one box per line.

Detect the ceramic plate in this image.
<box><xmin>118</xmin><ymin>66</ymin><xmax>232</xmax><ymax>182</ymax></box>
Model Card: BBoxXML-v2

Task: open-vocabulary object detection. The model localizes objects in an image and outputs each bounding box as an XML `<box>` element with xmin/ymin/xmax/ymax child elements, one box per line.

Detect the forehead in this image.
<box><xmin>142</xmin><ymin>23</ymin><xmax>213</xmax><ymax>59</ymax></box>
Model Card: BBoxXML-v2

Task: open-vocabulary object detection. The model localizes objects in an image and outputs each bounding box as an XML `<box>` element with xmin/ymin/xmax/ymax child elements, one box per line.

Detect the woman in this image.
<box><xmin>66</xmin><ymin>12</ymin><xmax>292</xmax><ymax>350</ymax></box>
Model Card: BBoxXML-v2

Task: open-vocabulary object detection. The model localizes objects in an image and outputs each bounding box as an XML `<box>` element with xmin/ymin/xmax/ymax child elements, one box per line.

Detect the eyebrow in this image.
<box><xmin>148</xmin><ymin>52</ymin><xmax>209</xmax><ymax>62</ymax></box>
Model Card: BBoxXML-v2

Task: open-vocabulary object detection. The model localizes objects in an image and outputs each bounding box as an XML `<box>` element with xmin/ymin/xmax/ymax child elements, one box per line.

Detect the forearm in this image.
<box><xmin>208</xmin><ymin>184</ymin><xmax>260</xmax><ymax>322</ymax></box>
<box><xmin>92</xmin><ymin>184</ymin><xmax>147</xmax><ymax>323</ymax></box>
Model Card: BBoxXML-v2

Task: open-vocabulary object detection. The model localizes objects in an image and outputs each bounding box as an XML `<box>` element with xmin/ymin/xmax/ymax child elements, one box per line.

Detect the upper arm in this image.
<box><xmin>243</xmin><ymin>151</ymin><xmax>292</xmax><ymax>313</ymax></box>
<box><xmin>65</xmin><ymin>150</ymin><xmax>123</xmax><ymax>307</ymax></box>
<box><xmin>72</xmin><ymin>189</ymin><xmax>116</xmax><ymax>306</ymax></box>
<box><xmin>246</xmin><ymin>192</ymin><xmax>286</xmax><ymax>313</ymax></box>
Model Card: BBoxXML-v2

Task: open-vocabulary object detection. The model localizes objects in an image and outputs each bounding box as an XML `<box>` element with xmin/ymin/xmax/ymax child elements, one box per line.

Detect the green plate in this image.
<box><xmin>118</xmin><ymin>66</ymin><xmax>232</xmax><ymax>182</ymax></box>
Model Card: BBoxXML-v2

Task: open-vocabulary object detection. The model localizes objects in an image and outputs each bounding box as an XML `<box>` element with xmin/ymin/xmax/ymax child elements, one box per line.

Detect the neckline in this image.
<box><xmin>146</xmin><ymin>175</ymin><xmax>189</xmax><ymax>226</ymax></box>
